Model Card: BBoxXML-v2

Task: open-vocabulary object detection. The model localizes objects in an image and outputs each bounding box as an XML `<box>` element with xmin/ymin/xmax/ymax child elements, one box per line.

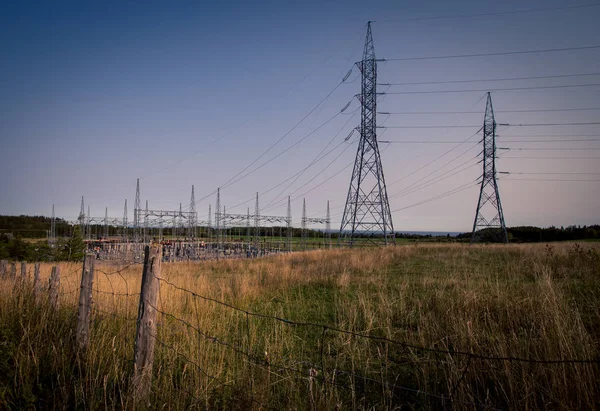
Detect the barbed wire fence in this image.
<box><xmin>1</xmin><ymin>250</ymin><xmax>598</xmax><ymax>409</ymax></box>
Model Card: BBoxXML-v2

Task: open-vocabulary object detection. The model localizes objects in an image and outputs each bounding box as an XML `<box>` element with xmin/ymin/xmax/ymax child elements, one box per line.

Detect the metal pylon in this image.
<box><xmin>471</xmin><ymin>92</ymin><xmax>508</xmax><ymax>243</ymax></box>
<box><xmin>339</xmin><ymin>22</ymin><xmax>395</xmax><ymax>247</ymax></box>
<box><xmin>50</xmin><ymin>204</ymin><xmax>56</xmax><ymax>246</ymax></box>
<box><xmin>134</xmin><ymin>179</ymin><xmax>140</xmax><ymax>242</ymax></box>
<box><xmin>286</xmin><ymin>196</ymin><xmax>292</xmax><ymax>252</ymax></box>
<box><xmin>78</xmin><ymin>196</ymin><xmax>85</xmax><ymax>237</ymax></box>
<box><xmin>123</xmin><ymin>200</ymin><xmax>128</xmax><ymax>241</ymax></box>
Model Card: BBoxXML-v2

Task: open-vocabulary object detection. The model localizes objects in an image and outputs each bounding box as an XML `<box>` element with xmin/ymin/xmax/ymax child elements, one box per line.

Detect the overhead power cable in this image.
<box><xmin>508</xmin><ymin>147</ymin><xmax>600</xmax><ymax>151</ymax></box>
<box><xmin>220</xmin><ymin>85</ymin><xmax>346</xmax><ymax>189</ymax></box>
<box><xmin>381</xmin><ymin>138</ymin><xmax>600</xmax><ymax>143</ymax></box>
<box><xmin>381</xmin><ymin>122</ymin><xmax>600</xmax><ymax>129</ymax></box>
<box><xmin>501</xmin><ymin>156</ymin><xmax>600</xmax><ymax>160</ymax></box>
<box><xmin>379</xmin><ymin>72</ymin><xmax>600</xmax><ymax>86</ymax></box>
<box><xmin>376</xmin><ymin>3</ymin><xmax>600</xmax><ymax>24</ymax></box>
<box><xmin>381</xmin><ymin>83</ymin><xmax>600</xmax><ymax>95</ymax></box>
<box><xmin>507</xmin><ymin>172</ymin><xmax>600</xmax><ymax>175</ymax></box>
<box><xmin>502</xmin><ymin>178</ymin><xmax>600</xmax><ymax>182</ymax></box>
<box><xmin>379</xmin><ymin>45</ymin><xmax>600</xmax><ymax>62</ymax></box>
<box><xmin>390</xmin><ymin>181</ymin><xmax>478</xmax><ymax>213</ymax></box>
<box><xmin>379</xmin><ymin>108</ymin><xmax>600</xmax><ymax>115</ymax></box>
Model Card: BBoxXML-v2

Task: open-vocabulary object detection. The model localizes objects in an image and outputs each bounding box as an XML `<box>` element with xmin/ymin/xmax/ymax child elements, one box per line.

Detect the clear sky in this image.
<box><xmin>1</xmin><ymin>0</ymin><xmax>599</xmax><ymax>232</ymax></box>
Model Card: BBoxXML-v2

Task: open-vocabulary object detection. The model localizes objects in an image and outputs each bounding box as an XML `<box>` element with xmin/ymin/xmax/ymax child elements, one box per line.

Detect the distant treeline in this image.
<box><xmin>0</xmin><ymin>215</ymin><xmax>71</xmax><ymax>238</ymax></box>
<box><xmin>457</xmin><ymin>225</ymin><xmax>600</xmax><ymax>243</ymax></box>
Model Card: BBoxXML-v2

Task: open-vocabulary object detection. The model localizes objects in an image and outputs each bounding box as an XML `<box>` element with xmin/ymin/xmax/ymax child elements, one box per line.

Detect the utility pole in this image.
<box><xmin>286</xmin><ymin>196</ymin><xmax>292</xmax><ymax>252</ymax></box>
<box><xmin>78</xmin><ymin>197</ymin><xmax>85</xmax><ymax>238</ymax></box>
<box><xmin>189</xmin><ymin>185</ymin><xmax>196</xmax><ymax>240</ymax></box>
<box><xmin>254</xmin><ymin>193</ymin><xmax>260</xmax><ymax>252</ymax></box>
<box><xmin>326</xmin><ymin>200</ymin><xmax>331</xmax><ymax>248</ymax></box>
<box><xmin>301</xmin><ymin>198</ymin><xmax>308</xmax><ymax>250</ymax></box>
<box><xmin>340</xmin><ymin>22</ymin><xmax>394</xmax><ymax>246</ymax></box>
<box><xmin>123</xmin><ymin>200</ymin><xmax>128</xmax><ymax>241</ymax></box>
<box><xmin>134</xmin><ymin>179</ymin><xmax>141</xmax><ymax>242</ymax></box>
<box><xmin>50</xmin><ymin>204</ymin><xmax>56</xmax><ymax>246</ymax></box>
<box><xmin>471</xmin><ymin>92</ymin><xmax>508</xmax><ymax>243</ymax></box>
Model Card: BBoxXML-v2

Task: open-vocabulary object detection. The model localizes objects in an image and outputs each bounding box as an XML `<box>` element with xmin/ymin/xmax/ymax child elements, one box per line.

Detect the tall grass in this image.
<box><xmin>1</xmin><ymin>242</ymin><xmax>599</xmax><ymax>409</ymax></box>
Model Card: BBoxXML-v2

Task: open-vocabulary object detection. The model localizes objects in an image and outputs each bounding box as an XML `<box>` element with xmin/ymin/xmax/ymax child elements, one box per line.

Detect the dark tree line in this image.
<box><xmin>457</xmin><ymin>225</ymin><xmax>600</xmax><ymax>243</ymax></box>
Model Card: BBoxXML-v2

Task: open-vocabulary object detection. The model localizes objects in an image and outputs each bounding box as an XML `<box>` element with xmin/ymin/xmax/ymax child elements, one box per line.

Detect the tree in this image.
<box><xmin>57</xmin><ymin>226</ymin><xmax>86</xmax><ymax>261</ymax></box>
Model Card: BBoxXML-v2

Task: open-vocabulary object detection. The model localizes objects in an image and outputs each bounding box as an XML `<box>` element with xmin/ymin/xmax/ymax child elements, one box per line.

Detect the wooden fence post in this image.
<box><xmin>0</xmin><ymin>260</ymin><xmax>6</xmax><ymax>278</ymax></box>
<box><xmin>10</xmin><ymin>262</ymin><xmax>16</xmax><ymax>279</ymax></box>
<box><xmin>20</xmin><ymin>261</ymin><xmax>27</xmax><ymax>281</ymax></box>
<box><xmin>132</xmin><ymin>244</ymin><xmax>162</xmax><ymax>399</ymax></box>
<box><xmin>49</xmin><ymin>266</ymin><xmax>60</xmax><ymax>309</ymax></box>
<box><xmin>76</xmin><ymin>255</ymin><xmax>95</xmax><ymax>349</ymax></box>
<box><xmin>33</xmin><ymin>263</ymin><xmax>41</xmax><ymax>302</ymax></box>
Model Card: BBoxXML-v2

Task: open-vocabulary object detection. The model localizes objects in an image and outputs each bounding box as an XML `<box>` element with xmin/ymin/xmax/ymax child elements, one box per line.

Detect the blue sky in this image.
<box><xmin>1</xmin><ymin>0</ymin><xmax>599</xmax><ymax>232</ymax></box>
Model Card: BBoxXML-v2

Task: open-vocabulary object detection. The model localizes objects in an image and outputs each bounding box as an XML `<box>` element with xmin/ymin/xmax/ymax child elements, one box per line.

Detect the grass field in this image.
<box><xmin>1</xmin><ymin>242</ymin><xmax>599</xmax><ymax>410</ymax></box>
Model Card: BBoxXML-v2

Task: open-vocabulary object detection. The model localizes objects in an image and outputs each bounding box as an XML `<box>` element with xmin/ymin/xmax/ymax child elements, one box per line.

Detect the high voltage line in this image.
<box><xmin>379</xmin><ymin>45</ymin><xmax>600</xmax><ymax>62</ymax></box>
<box><xmin>381</xmin><ymin>122</ymin><xmax>600</xmax><ymax>128</ymax></box>
<box><xmin>379</xmin><ymin>108</ymin><xmax>600</xmax><ymax>115</ymax></box>
<box><xmin>381</xmin><ymin>83</ymin><xmax>600</xmax><ymax>95</ymax></box>
<box><xmin>379</xmin><ymin>72</ymin><xmax>600</xmax><ymax>86</ymax></box>
<box><xmin>375</xmin><ymin>3</ymin><xmax>600</xmax><ymax>24</ymax></box>
<box><xmin>381</xmin><ymin>139</ymin><xmax>600</xmax><ymax>144</ymax></box>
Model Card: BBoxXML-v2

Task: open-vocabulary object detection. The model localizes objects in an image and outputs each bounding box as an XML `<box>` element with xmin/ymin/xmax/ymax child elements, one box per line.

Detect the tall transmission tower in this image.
<box><xmin>189</xmin><ymin>185</ymin><xmax>196</xmax><ymax>239</ymax></box>
<box><xmin>246</xmin><ymin>207</ymin><xmax>251</xmax><ymax>242</ymax></box>
<box><xmin>216</xmin><ymin>188</ymin><xmax>221</xmax><ymax>248</ymax></box>
<box><xmin>301</xmin><ymin>198</ymin><xmax>308</xmax><ymax>250</ymax></box>
<box><xmin>208</xmin><ymin>204</ymin><xmax>212</xmax><ymax>241</ymax></box>
<box><xmin>123</xmin><ymin>200</ymin><xmax>128</xmax><ymax>241</ymax></box>
<box><xmin>286</xmin><ymin>196</ymin><xmax>292</xmax><ymax>252</ymax></box>
<box><xmin>340</xmin><ymin>22</ymin><xmax>395</xmax><ymax>246</ymax></box>
<box><xmin>50</xmin><ymin>204</ymin><xmax>56</xmax><ymax>246</ymax></box>
<box><xmin>254</xmin><ymin>193</ymin><xmax>260</xmax><ymax>251</ymax></box>
<box><xmin>134</xmin><ymin>179</ymin><xmax>141</xmax><ymax>242</ymax></box>
<box><xmin>326</xmin><ymin>200</ymin><xmax>331</xmax><ymax>248</ymax></box>
<box><xmin>471</xmin><ymin>92</ymin><xmax>508</xmax><ymax>243</ymax></box>
<box><xmin>104</xmin><ymin>207</ymin><xmax>109</xmax><ymax>239</ymax></box>
<box><xmin>144</xmin><ymin>200</ymin><xmax>149</xmax><ymax>243</ymax></box>
<box><xmin>78</xmin><ymin>197</ymin><xmax>85</xmax><ymax>237</ymax></box>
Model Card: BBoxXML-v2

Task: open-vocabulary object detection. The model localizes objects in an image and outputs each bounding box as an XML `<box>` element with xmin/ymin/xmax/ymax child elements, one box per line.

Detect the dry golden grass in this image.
<box><xmin>1</xmin><ymin>242</ymin><xmax>599</xmax><ymax>410</ymax></box>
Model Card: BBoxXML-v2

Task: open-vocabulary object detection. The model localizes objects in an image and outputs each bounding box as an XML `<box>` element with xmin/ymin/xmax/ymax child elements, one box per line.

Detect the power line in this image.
<box><xmin>382</xmin><ymin>83</ymin><xmax>600</xmax><ymax>95</ymax></box>
<box><xmin>502</xmin><ymin>178</ymin><xmax>600</xmax><ymax>182</ymax></box>
<box><xmin>508</xmin><ymin>147</ymin><xmax>600</xmax><ymax>151</ymax></box>
<box><xmin>501</xmin><ymin>156</ymin><xmax>600</xmax><ymax>159</ymax></box>
<box><xmin>380</xmin><ymin>45</ymin><xmax>600</xmax><ymax>62</ymax></box>
<box><xmin>389</xmin><ymin>158</ymin><xmax>479</xmax><ymax>200</ymax></box>
<box><xmin>381</xmin><ymin>138</ymin><xmax>600</xmax><ymax>143</ymax></box>
<box><xmin>379</xmin><ymin>108</ymin><xmax>600</xmax><ymax>115</ymax></box>
<box><xmin>498</xmin><ymin>134</ymin><xmax>600</xmax><ymax>138</ymax></box>
<box><xmin>376</xmin><ymin>3</ymin><xmax>600</xmax><ymax>24</ymax></box>
<box><xmin>508</xmin><ymin>172</ymin><xmax>600</xmax><ymax>175</ymax></box>
<box><xmin>379</xmin><ymin>72</ymin><xmax>600</xmax><ymax>86</ymax></box>
<box><xmin>381</xmin><ymin>122</ymin><xmax>600</xmax><ymax>129</ymax></box>
<box><xmin>390</xmin><ymin>181</ymin><xmax>478</xmax><ymax>213</ymax></box>
<box><xmin>220</xmin><ymin>85</ymin><xmax>345</xmax><ymax>189</ymax></box>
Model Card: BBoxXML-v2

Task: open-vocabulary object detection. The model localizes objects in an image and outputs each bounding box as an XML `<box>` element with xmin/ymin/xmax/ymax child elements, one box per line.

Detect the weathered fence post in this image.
<box><xmin>0</xmin><ymin>260</ymin><xmax>6</xmax><ymax>278</ymax></box>
<box><xmin>33</xmin><ymin>263</ymin><xmax>41</xmax><ymax>301</ymax></box>
<box><xmin>76</xmin><ymin>254</ymin><xmax>95</xmax><ymax>349</ymax></box>
<box><xmin>49</xmin><ymin>266</ymin><xmax>60</xmax><ymax>309</ymax></box>
<box><xmin>20</xmin><ymin>261</ymin><xmax>27</xmax><ymax>281</ymax></box>
<box><xmin>10</xmin><ymin>262</ymin><xmax>16</xmax><ymax>279</ymax></box>
<box><xmin>132</xmin><ymin>244</ymin><xmax>162</xmax><ymax>399</ymax></box>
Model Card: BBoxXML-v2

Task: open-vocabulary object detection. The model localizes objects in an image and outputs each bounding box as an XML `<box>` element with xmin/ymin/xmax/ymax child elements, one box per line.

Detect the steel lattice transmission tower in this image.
<box><xmin>50</xmin><ymin>204</ymin><xmax>56</xmax><ymax>246</ymax></box>
<box><xmin>134</xmin><ymin>179</ymin><xmax>141</xmax><ymax>242</ymax></box>
<box><xmin>471</xmin><ymin>92</ymin><xmax>508</xmax><ymax>243</ymax></box>
<box><xmin>340</xmin><ymin>22</ymin><xmax>395</xmax><ymax>246</ymax></box>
